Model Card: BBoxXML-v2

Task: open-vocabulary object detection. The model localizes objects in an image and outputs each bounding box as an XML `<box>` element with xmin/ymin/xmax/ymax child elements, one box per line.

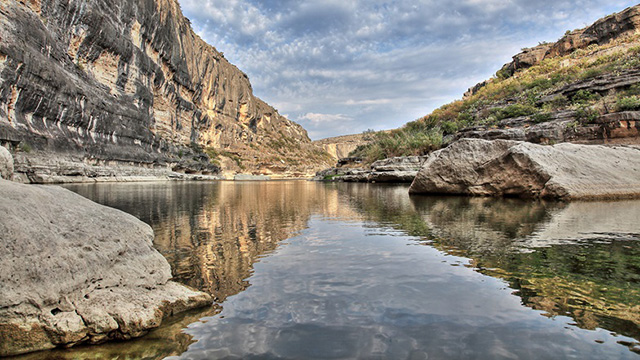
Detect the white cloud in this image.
<box><xmin>178</xmin><ymin>0</ymin><xmax>638</xmax><ymax>139</ymax></box>
<box><xmin>298</xmin><ymin>113</ymin><xmax>353</xmax><ymax>125</ymax></box>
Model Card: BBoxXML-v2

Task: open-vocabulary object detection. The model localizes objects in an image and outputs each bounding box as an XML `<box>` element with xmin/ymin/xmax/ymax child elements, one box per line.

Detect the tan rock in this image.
<box><xmin>313</xmin><ymin>133</ymin><xmax>375</xmax><ymax>161</ymax></box>
<box><xmin>409</xmin><ymin>139</ymin><xmax>640</xmax><ymax>200</ymax></box>
<box><xmin>0</xmin><ymin>0</ymin><xmax>331</xmax><ymax>182</ymax></box>
<box><xmin>0</xmin><ymin>180</ymin><xmax>212</xmax><ymax>356</ymax></box>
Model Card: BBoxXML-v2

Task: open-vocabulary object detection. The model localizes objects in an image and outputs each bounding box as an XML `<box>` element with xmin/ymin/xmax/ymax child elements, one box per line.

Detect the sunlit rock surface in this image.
<box><xmin>0</xmin><ymin>180</ymin><xmax>212</xmax><ymax>356</ymax></box>
<box><xmin>409</xmin><ymin>138</ymin><xmax>640</xmax><ymax>199</ymax></box>
<box><xmin>0</xmin><ymin>0</ymin><xmax>330</xmax><ymax>182</ymax></box>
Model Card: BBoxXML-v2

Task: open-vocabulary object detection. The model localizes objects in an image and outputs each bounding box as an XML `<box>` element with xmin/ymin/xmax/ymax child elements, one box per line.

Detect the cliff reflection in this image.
<box><xmin>59</xmin><ymin>182</ymin><xmax>640</xmax><ymax>356</ymax></box>
<box><xmin>67</xmin><ymin>181</ymin><xmax>364</xmax><ymax>302</ymax></box>
<box><xmin>406</xmin><ymin>196</ymin><xmax>640</xmax><ymax>341</ymax></box>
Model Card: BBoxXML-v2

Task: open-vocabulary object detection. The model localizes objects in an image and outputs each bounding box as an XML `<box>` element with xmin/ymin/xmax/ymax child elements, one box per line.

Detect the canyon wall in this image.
<box><xmin>313</xmin><ymin>133</ymin><xmax>374</xmax><ymax>161</ymax></box>
<box><xmin>0</xmin><ymin>0</ymin><xmax>330</xmax><ymax>182</ymax></box>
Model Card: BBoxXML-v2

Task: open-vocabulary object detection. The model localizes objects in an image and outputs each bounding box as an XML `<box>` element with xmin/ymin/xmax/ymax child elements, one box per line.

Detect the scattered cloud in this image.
<box><xmin>178</xmin><ymin>0</ymin><xmax>637</xmax><ymax>139</ymax></box>
<box><xmin>299</xmin><ymin>113</ymin><xmax>353</xmax><ymax>124</ymax></box>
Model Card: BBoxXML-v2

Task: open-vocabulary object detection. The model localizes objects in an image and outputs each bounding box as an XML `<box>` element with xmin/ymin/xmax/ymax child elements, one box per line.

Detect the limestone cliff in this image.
<box><xmin>501</xmin><ymin>5</ymin><xmax>640</xmax><ymax>76</ymax></box>
<box><xmin>313</xmin><ymin>133</ymin><xmax>374</xmax><ymax>161</ymax></box>
<box><xmin>0</xmin><ymin>0</ymin><xmax>331</xmax><ymax>182</ymax></box>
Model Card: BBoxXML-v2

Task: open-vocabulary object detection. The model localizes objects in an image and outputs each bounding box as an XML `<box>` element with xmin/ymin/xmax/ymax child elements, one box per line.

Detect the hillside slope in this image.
<box><xmin>0</xmin><ymin>0</ymin><xmax>331</xmax><ymax>182</ymax></box>
<box><xmin>352</xmin><ymin>5</ymin><xmax>640</xmax><ymax>164</ymax></box>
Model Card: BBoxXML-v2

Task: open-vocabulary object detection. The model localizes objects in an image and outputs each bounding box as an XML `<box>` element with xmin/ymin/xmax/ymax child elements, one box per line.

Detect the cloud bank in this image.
<box><xmin>178</xmin><ymin>0</ymin><xmax>637</xmax><ymax>139</ymax></box>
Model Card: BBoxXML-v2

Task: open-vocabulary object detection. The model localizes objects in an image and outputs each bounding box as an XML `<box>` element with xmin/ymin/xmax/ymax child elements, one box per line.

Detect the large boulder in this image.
<box><xmin>409</xmin><ymin>139</ymin><xmax>640</xmax><ymax>200</ymax></box>
<box><xmin>0</xmin><ymin>180</ymin><xmax>212</xmax><ymax>356</ymax></box>
<box><xmin>0</xmin><ymin>146</ymin><xmax>13</xmax><ymax>180</ymax></box>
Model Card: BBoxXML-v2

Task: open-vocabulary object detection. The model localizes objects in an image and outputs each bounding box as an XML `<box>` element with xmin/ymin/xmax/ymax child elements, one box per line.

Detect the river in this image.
<box><xmin>22</xmin><ymin>181</ymin><xmax>640</xmax><ymax>359</ymax></box>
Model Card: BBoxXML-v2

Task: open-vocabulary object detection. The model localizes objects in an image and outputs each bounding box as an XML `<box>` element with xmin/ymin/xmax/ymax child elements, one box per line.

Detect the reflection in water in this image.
<box><xmin>66</xmin><ymin>181</ymin><xmax>354</xmax><ymax>301</ymax></box>
<box><xmin>411</xmin><ymin>197</ymin><xmax>640</xmax><ymax>341</ymax></box>
<box><xmin>32</xmin><ymin>181</ymin><xmax>640</xmax><ymax>359</ymax></box>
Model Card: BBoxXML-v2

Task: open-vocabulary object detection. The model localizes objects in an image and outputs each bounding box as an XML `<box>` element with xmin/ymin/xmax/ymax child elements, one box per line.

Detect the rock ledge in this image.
<box><xmin>409</xmin><ymin>139</ymin><xmax>640</xmax><ymax>200</ymax></box>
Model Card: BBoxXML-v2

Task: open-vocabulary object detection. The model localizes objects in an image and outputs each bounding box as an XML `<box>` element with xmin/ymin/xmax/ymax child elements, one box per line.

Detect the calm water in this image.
<box><xmin>27</xmin><ymin>181</ymin><xmax>640</xmax><ymax>359</ymax></box>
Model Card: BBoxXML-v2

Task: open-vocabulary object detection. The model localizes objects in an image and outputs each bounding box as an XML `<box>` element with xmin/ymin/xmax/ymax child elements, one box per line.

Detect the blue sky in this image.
<box><xmin>178</xmin><ymin>0</ymin><xmax>638</xmax><ymax>140</ymax></box>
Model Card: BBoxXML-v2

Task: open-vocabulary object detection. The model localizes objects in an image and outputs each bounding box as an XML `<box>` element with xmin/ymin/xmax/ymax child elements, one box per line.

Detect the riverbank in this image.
<box><xmin>6</xmin><ymin>149</ymin><xmax>320</xmax><ymax>184</ymax></box>
<box><xmin>0</xmin><ymin>149</ymin><xmax>213</xmax><ymax>356</ymax></box>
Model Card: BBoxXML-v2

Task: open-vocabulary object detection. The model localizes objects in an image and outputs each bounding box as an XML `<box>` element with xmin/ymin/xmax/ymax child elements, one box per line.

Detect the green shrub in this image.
<box><xmin>189</xmin><ymin>142</ymin><xmax>203</xmax><ymax>153</ymax></box>
<box><xmin>566</xmin><ymin>121</ymin><xmax>580</xmax><ymax>131</ymax></box>
<box><xmin>493</xmin><ymin>104</ymin><xmax>537</xmax><ymax>121</ymax></box>
<box><xmin>544</xmin><ymin>94</ymin><xmax>569</xmax><ymax>110</ymax></box>
<box><xmin>350</xmin><ymin>122</ymin><xmax>443</xmax><ymax>163</ymax></box>
<box><xmin>571</xmin><ymin>90</ymin><xmax>600</xmax><ymax>104</ymax></box>
<box><xmin>495</xmin><ymin>67</ymin><xmax>512</xmax><ymax>80</ymax></box>
<box><xmin>441</xmin><ymin>121</ymin><xmax>459</xmax><ymax>135</ymax></box>
<box><xmin>220</xmin><ymin>151</ymin><xmax>245</xmax><ymax>169</ymax></box>
<box><xmin>531</xmin><ymin>112</ymin><xmax>553</xmax><ymax>123</ymax></box>
<box><xmin>622</xmin><ymin>84</ymin><xmax>640</xmax><ymax>96</ymax></box>
<box><xmin>204</xmin><ymin>147</ymin><xmax>220</xmax><ymax>163</ymax></box>
<box><xmin>575</xmin><ymin>105</ymin><xmax>600</xmax><ymax>124</ymax></box>
<box><xmin>580</xmin><ymin>67</ymin><xmax>603</xmax><ymax>80</ymax></box>
<box><xmin>616</xmin><ymin>96</ymin><xmax>640</xmax><ymax>111</ymax></box>
<box><xmin>525</xmin><ymin>78</ymin><xmax>553</xmax><ymax>91</ymax></box>
<box><xmin>456</xmin><ymin>112</ymin><xmax>474</xmax><ymax>125</ymax></box>
<box><xmin>18</xmin><ymin>142</ymin><xmax>32</xmax><ymax>153</ymax></box>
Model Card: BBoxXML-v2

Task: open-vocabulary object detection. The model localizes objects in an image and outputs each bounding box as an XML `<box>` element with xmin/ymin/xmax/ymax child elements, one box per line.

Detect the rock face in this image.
<box><xmin>313</xmin><ymin>133</ymin><xmax>374</xmax><ymax>161</ymax></box>
<box><xmin>315</xmin><ymin>155</ymin><xmax>427</xmax><ymax>183</ymax></box>
<box><xmin>409</xmin><ymin>139</ymin><xmax>640</xmax><ymax>200</ymax></box>
<box><xmin>504</xmin><ymin>5</ymin><xmax>640</xmax><ymax>74</ymax></box>
<box><xmin>454</xmin><ymin>109</ymin><xmax>640</xmax><ymax>146</ymax></box>
<box><xmin>0</xmin><ymin>145</ymin><xmax>12</xmax><ymax>179</ymax></box>
<box><xmin>0</xmin><ymin>0</ymin><xmax>330</xmax><ymax>182</ymax></box>
<box><xmin>9</xmin><ymin>151</ymin><xmax>221</xmax><ymax>184</ymax></box>
<box><xmin>0</xmin><ymin>179</ymin><xmax>212</xmax><ymax>356</ymax></box>
<box><xmin>233</xmin><ymin>174</ymin><xmax>271</xmax><ymax>181</ymax></box>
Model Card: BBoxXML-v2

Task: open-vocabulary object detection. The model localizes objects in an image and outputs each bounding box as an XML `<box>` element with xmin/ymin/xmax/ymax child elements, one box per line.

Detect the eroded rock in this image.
<box><xmin>0</xmin><ymin>180</ymin><xmax>212</xmax><ymax>356</ymax></box>
<box><xmin>315</xmin><ymin>155</ymin><xmax>428</xmax><ymax>183</ymax></box>
<box><xmin>409</xmin><ymin>139</ymin><xmax>640</xmax><ymax>200</ymax></box>
<box><xmin>0</xmin><ymin>0</ymin><xmax>329</xmax><ymax>181</ymax></box>
<box><xmin>0</xmin><ymin>146</ymin><xmax>13</xmax><ymax>180</ymax></box>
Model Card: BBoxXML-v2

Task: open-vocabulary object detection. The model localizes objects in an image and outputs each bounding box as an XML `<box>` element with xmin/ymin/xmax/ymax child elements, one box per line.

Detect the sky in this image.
<box><xmin>178</xmin><ymin>0</ymin><xmax>638</xmax><ymax>140</ymax></box>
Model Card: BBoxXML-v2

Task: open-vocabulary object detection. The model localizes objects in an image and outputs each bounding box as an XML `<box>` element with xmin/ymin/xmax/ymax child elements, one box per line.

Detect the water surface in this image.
<box><xmin>32</xmin><ymin>181</ymin><xmax>640</xmax><ymax>359</ymax></box>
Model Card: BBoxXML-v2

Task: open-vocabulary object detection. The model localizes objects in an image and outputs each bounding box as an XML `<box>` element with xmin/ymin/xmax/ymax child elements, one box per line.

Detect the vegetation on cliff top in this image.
<box><xmin>351</xmin><ymin>28</ymin><xmax>640</xmax><ymax>164</ymax></box>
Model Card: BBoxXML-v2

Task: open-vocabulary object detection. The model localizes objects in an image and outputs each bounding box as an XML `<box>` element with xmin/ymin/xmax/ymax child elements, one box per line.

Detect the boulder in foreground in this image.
<box><xmin>0</xmin><ymin>180</ymin><xmax>212</xmax><ymax>356</ymax></box>
<box><xmin>409</xmin><ymin>139</ymin><xmax>640</xmax><ymax>200</ymax></box>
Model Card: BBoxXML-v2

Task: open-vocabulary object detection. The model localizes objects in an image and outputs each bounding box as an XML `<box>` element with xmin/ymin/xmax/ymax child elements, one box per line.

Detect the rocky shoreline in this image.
<box><xmin>313</xmin><ymin>155</ymin><xmax>428</xmax><ymax>183</ymax></box>
<box><xmin>9</xmin><ymin>150</ymin><xmax>222</xmax><ymax>184</ymax></box>
<box><xmin>0</xmin><ymin>148</ymin><xmax>212</xmax><ymax>356</ymax></box>
<box><xmin>408</xmin><ymin>138</ymin><xmax>640</xmax><ymax>200</ymax></box>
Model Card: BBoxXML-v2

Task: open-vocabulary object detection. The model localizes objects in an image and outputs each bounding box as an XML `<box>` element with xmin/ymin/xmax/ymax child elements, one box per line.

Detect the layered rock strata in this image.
<box><xmin>0</xmin><ymin>178</ymin><xmax>212</xmax><ymax>356</ymax></box>
<box><xmin>504</xmin><ymin>5</ymin><xmax>640</xmax><ymax>74</ymax></box>
<box><xmin>0</xmin><ymin>0</ymin><xmax>330</xmax><ymax>182</ymax></box>
<box><xmin>453</xmin><ymin>110</ymin><xmax>640</xmax><ymax>145</ymax></box>
<box><xmin>315</xmin><ymin>155</ymin><xmax>427</xmax><ymax>183</ymax></box>
<box><xmin>10</xmin><ymin>151</ymin><xmax>221</xmax><ymax>184</ymax></box>
<box><xmin>409</xmin><ymin>138</ymin><xmax>640</xmax><ymax>200</ymax></box>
